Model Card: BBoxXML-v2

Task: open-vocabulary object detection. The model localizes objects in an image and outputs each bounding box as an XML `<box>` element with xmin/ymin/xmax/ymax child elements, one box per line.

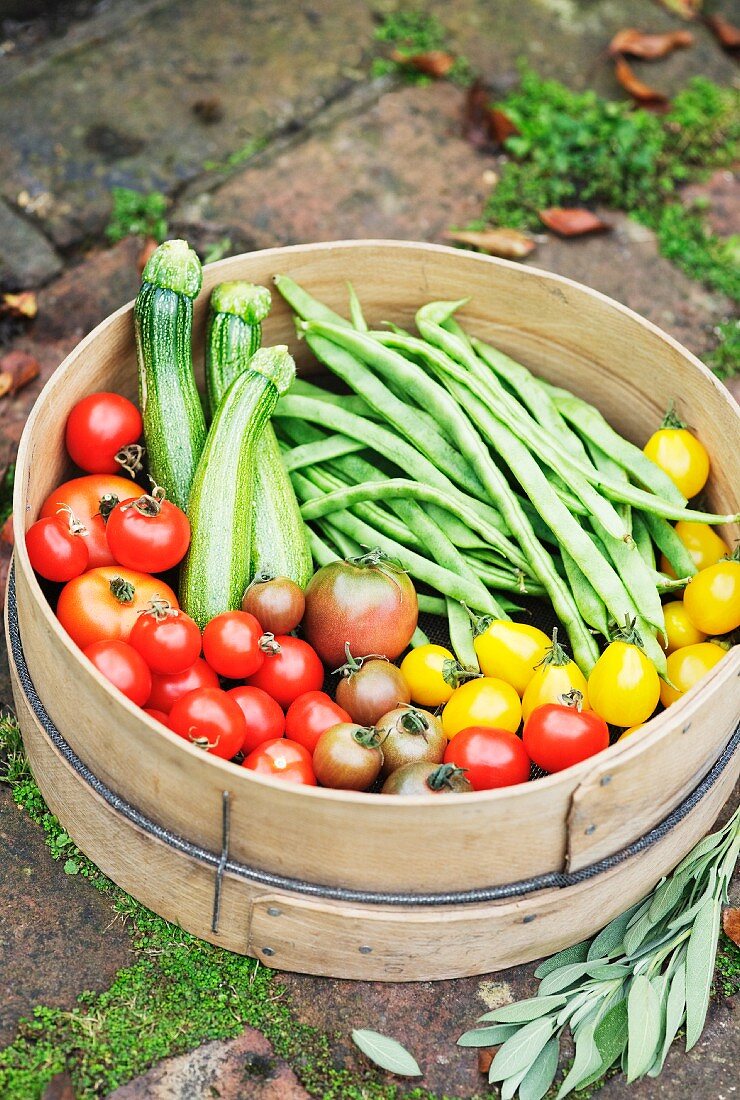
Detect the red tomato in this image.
<box><xmin>202</xmin><ymin>611</ymin><xmax>265</xmax><ymax>680</ymax></box>
<box><xmin>106</xmin><ymin>494</ymin><xmax>190</xmax><ymax>573</ymax></box>
<box><xmin>128</xmin><ymin>600</ymin><xmax>201</xmax><ymax>675</ymax></box>
<box><xmin>83</xmin><ymin>639</ymin><xmax>152</xmax><ymax>706</ymax></box>
<box><xmin>65</xmin><ymin>392</ymin><xmax>143</xmax><ymax>474</ymax></box>
<box><xmin>285</xmin><ymin>691</ymin><xmax>352</xmax><ymax>754</ymax></box>
<box><xmin>143</xmin><ymin>708</ymin><xmax>171</xmax><ymax>727</ymax></box>
<box><xmin>40</xmin><ymin>474</ymin><xmax>138</xmax><ymax>568</ymax></box>
<box><xmin>246</xmin><ymin>636</ymin><xmax>324</xmax><ymax>709</ymax></box>
<box><xmin>56</xmin><ymin>566</ymin><xmax>179</xmax><ymax>649</ymax></box>
<box><xmin>242</xmin><ymin>738</ymin><xmax>316</xmax><ymax>785</ymax></box>
<box><xmin>169</xmin><ymin>687</ymin><xmax>246</xmax><ymax>759</ymax></box>
<box><xmin>26</xmin><ymin>515</ymin><xmax>89</xmax><ymax>582</ymax></box>
<box><xmin>228</xmin><ymin>686</ymin><xmax>285</xmax><ymax>753</ymax></box>
<box><xmin>147</xmin><ymin>658</ymin><xmax>219</xmax><ymax>714</ymax></box>
<box><xmin>444</xmin><ymin>726</ymin><xmax>531</xmax><ymax>790</ymax></box>
<box><xmin>523</xmin><ymin>704</ymin><xmax>609</xmax><ymax>773</ymax></box>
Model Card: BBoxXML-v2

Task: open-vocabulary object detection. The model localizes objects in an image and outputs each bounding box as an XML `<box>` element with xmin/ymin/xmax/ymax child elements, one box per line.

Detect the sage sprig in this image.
<box><xmin>458</xmin><ymin>806</ymin><xmax>739</xmax><ymax>1098</ymax></box>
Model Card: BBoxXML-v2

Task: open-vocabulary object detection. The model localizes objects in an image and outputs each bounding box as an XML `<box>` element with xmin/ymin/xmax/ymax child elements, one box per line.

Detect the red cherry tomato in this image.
<box><xmin>83</xmin><ymin>639</ymin><xmax>152</xmax><ymax>706</ymax></box>
<box><xmin>146</xmin><ymin>657</ymin><xmax>219</xmax><ymax>714</ymax></box>
<box><xmin>128</xmin><ymin>599</ymin><xmax>201</xmax><ymax>675</ymax></box>
<box><xmin>202</xmin><ymin>611</ymin><xmax>266</xmax><ymax>680</ymax></box>
<box><xmin>169</xmin><ymin>687</ymin><xmax>246</xmax><ymax>759</ymax></box>
<box><xmin>523</xmin><ymin>704</ymin><xmax>609</xmax><ymax>773</ymax></box>
<box><xmin>40</xmin><ymin>474</ymin><xmax>139</xmax><ymax>568</ymax></box>
<box><xmin>246</xmin><ymin>635</ymin><xmax>324</xmax><ymax>709</ymax></box>
<box><xmin>242</xmin><ymin>738</ymin><xmax>316</xmax><ymax>785</ymax></box>
<box><xmin>26</xmin><ymin>514</ymin><xmax>89</xmax><ymax>582</ymax></box>
<box><xmin>143</xmin><ymin>708</ymin><xmax>171</xmax><ymax>727</ymax></box>
<box><xmin>285</xmin><ymin>691</ymin><xmax>352</xmax><ymax>754</ymax></box>
<box><xmin>444</xmin><ymin>726</ymin><xmax>531</xmax><ymax>791</ymax></box>
<box><xmin>228</xmin><ymin>686</ymin><xmax>285</xmax><ymax>753</ymax></box>
<box><xmin>106</xmin><ymin>493</ymin><xmax>190</xmax><ymax>573</ymax></box>
<box><xmin>65</xmin><ymin>392</ymin><xmax>142</xmax><ymax>474</ymax></box>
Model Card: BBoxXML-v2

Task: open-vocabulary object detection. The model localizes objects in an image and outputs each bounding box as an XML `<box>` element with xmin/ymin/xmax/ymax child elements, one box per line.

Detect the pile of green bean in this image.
<box><xmin>270</xmin><ymin>275</ymin><xmax>738</xmax><ymax>677</ymax></box>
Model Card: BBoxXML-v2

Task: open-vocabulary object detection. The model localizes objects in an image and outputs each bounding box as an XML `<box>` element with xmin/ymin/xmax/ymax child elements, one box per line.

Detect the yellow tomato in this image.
<box><xmin>683</xmin><ymin>559</ymin><xmax>740</xmax><ymax>636</ymax></box>
<box><xmin>400</xmin><ymin>644</ymin><xmax>456</xmax><ymax>708</ymax></box>
<box><xmin>659</xmin><ymin>521</ymin><xmax>729</xmax><ymax>577</ymax></box>
<box><xmin>661</xmin><ymin>601</ymin><xmax>707</xmax><ymax>654</ymax></box>
<box><xmin>472</xmin><ymin>620</ymin><xmax>551</xmax><ymax>696</ymax></box>
<box><xmin>643</xmin><ymin>423</ymin><xmax>709</xmax><ymax>500</ymax></box>
<box><xmin>442</xmin><ymin>677</ymin><xmax>522</xmax><ymax>740</ymax></box>
<box><xmin>618</xmin><ymin>724</ymin><xmax>643</xmax><ymax>740</ymax></box>
<box><xmin>660</xmin><ymin>642</ymin><xmax>727</xmax><ymax>707</ymax></box>
<box><xmin>588</xmin><ymin>640</ymin><xmax>660</xmax><ymax>727</ymax></box>
<box><xmin>521</xmin><ymin>657</ymin><xmax>589</xmax><ymax>723</ymax></box>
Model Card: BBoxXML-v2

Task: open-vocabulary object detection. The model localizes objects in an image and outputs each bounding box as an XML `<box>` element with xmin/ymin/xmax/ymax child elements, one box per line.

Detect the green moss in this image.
<box><xmin>105</xmin><ymin>187</ymin><xmax>169</xmax><ymax>244</ymax></box>
<box><xmin>371</xmin><ymin>8</ymin><xmax>473</xmax><ymax>86</ymax></box>
<box><xmin>0</xmin><ymin>462</ymin><xmax>14</xmax><ymax>528</ymax></box>
<box><xmin>714</xmin><ymin>933</ymin><xmax>740</xmax><ymax>999</ymax></box>
<box><xmin>706</xmin><ymin>319</ymin><xmax>740</xmax><ymax>381</ymax></box>
<box><xmin>468</xmin><ymin>68</ymin><xmax>739</xmax><ymax>304</ymax></box>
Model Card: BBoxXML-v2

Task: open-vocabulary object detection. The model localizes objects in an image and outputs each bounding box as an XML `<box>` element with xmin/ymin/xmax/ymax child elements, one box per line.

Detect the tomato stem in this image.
<box><xmin>258</xmin><ymin>632</ymin><xmax>282</xmax><ymax>655</ymax></box>
<box><xmin>115</xmin><ymin>443</ymin><xmax>145</xmax><ymax>478</ymax></box>
<box><xmin>109</xmin><ymin>576</ymin><xmax>135</xmax><ymax>604</ymax></box>
<box><xmin>97</xmin><ymin>494</ymin><xmax>120</xmax><ymax>523</ymax></box>
<box><xmin>351</xmin><ymin>725</ymin><xmax>383</xmax><ymax>749</ymax></box>
<box><xmin>557</xmin><ymin>688</ymin><xmax>584</xmax><ymax>711</ymax></box>
<box><xmin>660</xmin><ymin>401</ymin><xmax>687</xmax><ymax>431</ymax></box>
<box><xmin>427</xmin><ymin>763</ymin><xmax>467</xmax><ymax>791</ymax></box>
<box><xmin>536</xmin><ymin>627</ymin><xmax>571</xmax><ymax>669</ymax></box>
<box><xmin>610</xmin><ymin>613</ymin><xmax>644</xmax><ymax>649</ymax></box>
<box><xmin>441</xmin><ymin>658</ymin><xmax>481</xmax><ymax>689</ymax></box>
<box><xmin>333</xmin><ymin>643</ymin><xmax>388</xmax><ymax>677</ymax></box>
<box><xmin>55</xmin><ymin>503</ymin><xmax>87</xmax><ymax>537</ymax></box>
<box><xmin>137</xmin><ymin>596</ymin><xmax>177</xmax><ymax>621</ymax></box>
<box><xmin>121</xmin><ymin>483</ymin><xmax>166</xmax><ymax>518</ymax></box>
<box><xmin>396</xmin><ymin>707</ymin><xmax>431</xmax><ymax>737</ymax></box>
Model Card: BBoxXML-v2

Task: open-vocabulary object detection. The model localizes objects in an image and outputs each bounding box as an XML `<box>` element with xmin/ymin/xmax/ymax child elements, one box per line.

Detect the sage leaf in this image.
<box><xmin>539</xmin><ymin>960</ymin><xmax>604</xmax><ymax>995</ymax></box>
<box><xmin>627</xmin><ymin>974</ymin><xmax>662</xmax><ymax>1081</ymax></box>
<box><xmin>500</xmin><ymin>1063</ymin><xmax>531</xmax><ymax>1100</ymax></box>
<box><xmin>458</xmin><ymin>1023</ymin><xmax>518</xmax><ymax>1047</ymax></box>
<box><xmin>651</xmin><ymin>957</ymin><xmax>686</xmax><ymax>1075</ymax></box>
<box><xmin>586</xmin><ymin>963</ymin><xmax>632</xmax><ymax>980</ymax></box>
<box><xmin>595</xmin><ymin>999</ymin><xmax>628</xmax><ymax>1067</ymax></box>
<box><xmin>489</xmin><ymin>1017</ymin><xmax>557</xmax><ymax>1082</ymax></box>
<box><xmin>350</xmin><ymin>1030</ymin><xmax>421</xmax><ymax>1076</ymax></box>
<box><xmin>622</xmin><ymin>910</ymin><xmax>658</xmax><ymax>957</ymax></box>
<box><xmin>557</xmin><ymin>1018</ymin><xmax>603</xmax><ymax>1098</ymax></box>
<box><xmin>667</xmin><ymin>869</ymin><xmax>717</xmax><ymax>933</ymax></box>
<box><xmin>672</xmin><ymin>830</ymin><xmax>724</xmax><ymax>876</ymax></box>
<box><xmin>518</xmin><ymin>1034</ymin><xmax>560</xmax><ymax>1100</ymax></box>
<box><xmin>480</xmin><ymin>995</ymin><xmax>567</xmax><ymax>1023</ymax></box>
<box><xmin>556</xmin><ymin>988</ymin><xmax>592</xmax><ymax>1027</ymax></box>
<box><xmin>534</xmin><ymin>940</ymin><xmax>589</xmax><ymax>979</ymax></box>
<box><xmin>685</xmin><ymin>895</ymin><xmax>721</xmax><ymax>1050</ymax></box>
<box><xmin>648</xmin><ymin>867</ymin><xmax>694</xmax><ymax>925</ymax></box>
<box><xmin>587</xmin><ymin>900</ymin><xmax>644</xmax><ymax>960</ymax></box>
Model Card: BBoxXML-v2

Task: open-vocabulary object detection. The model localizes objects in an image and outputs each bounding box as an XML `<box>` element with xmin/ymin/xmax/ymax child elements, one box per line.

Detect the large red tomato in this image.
<box><xmin>228</xmin><ymin>686</ymin><xmax>285</xmax><ymax>753</ymax></box>
<box><xmin>83</xmin><ymin>639</ymin><xmax>152</xmax><ymax>706</ymax></box>
<box><xmin>522</xmin><ymin>704</ymin><xmax>609</xmax><ymax>773</ymax></box>
<box><xmin>40</xmin><ymin>474</ymin><xmax>139</xmax><ymax>568</ymax></box>
<box><xmin>56</xmin><ymin>566</ymin><xmax>179</xmax><ymax>649</ymax></box>
<box><xmin>284</xmin><ymin>691</ymin><xmax>352</xmax><ymax>754</ymax></box>
<box><xmin>65</xmin><ymin>392</ymin><xmax>142</xmax><ymax>474</ymax></box>
<box><xmin>26</xmin><ymin>515</ymin><xmax>89</xmax><ymax>582</ymax></box>
<box><xmin>128</xmin><ymin>601</ymin><xmax>201</xmax><ymax>675</ymax></box>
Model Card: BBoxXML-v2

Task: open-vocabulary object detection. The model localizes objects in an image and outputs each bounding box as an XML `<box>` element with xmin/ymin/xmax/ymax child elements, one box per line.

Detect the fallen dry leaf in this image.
<box><xmin>390</xmin><ymin>49</ymin><xmax>455</xmax><ymax>78</ymax></box>
<box><xmin>488</xmin><ymin>107</ymin><xmax>520</xmax><ymax>143</ymax></box>
<box><xmin>137</xmin><ymin>236</ymin><xmax>159</xmax><ymax>275</ymax></box>
<box><xmin>539</xmin><ymin>208</ymin><xmax>611</xmax><ymax>236</ymax></box>
<box><xmin>0</xmin><ymin>349</ymin><xmax>41</xmax><ymax>398</ymax></box>
<box><xmin>614</xmin><ymin>56</ymin><xmax>669</xmax><ymax>107</ymax></box>
<box><xmin>609</xmin><ymin>27</ymin><xmax>693</xmax><ymax>59</ymax></box>
<box><xmin>446</xmin><ymin>227</ymin><xmax>536</xmax><ymax>259</ymax></box>
<box><xmin>704</xmin><ymin>13</ymin><xmax>740</xmax><ymax>53</ymax></box>
<box><xmin>1</xmin><ymin>291</ymin><xmax>38</xmax><ymax>319</ymax></box>
<box><xmin>723</xmin><ymin>907</ymin><xmax>740</xmax><ymax>947</ymax></box>
<box><xmin>657</xmin><ymin>0</ymin><xmax>702</xmax><ymax>18</ymax></box>
<box><xmin>477</xmin><ymin>1048</ymin><xmax>496</xmax><ymax>1074</ymax></box>
<box><xmin>1</xmin><ymin>514</ymin><xmax>13</xmax><ymax>546</ymax></box>
<box><xmin>41</xmin><ymin>1072</ymin><xmax>76</xmax><ymax>1100</ymax></box>
<box><xmin>463</xmin><ymin>78</ymin><xmax>493</xmax><ymax>148</ymax></box>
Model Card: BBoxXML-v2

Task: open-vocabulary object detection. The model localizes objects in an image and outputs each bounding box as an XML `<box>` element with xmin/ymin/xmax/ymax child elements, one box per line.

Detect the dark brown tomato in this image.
<box><xmin>312</xmin><ymin>722</ymin><xmax>383</xmax><ymax>791</ymax></box>
<box><xmin>301</xmin><ymin>551</ymin><xmax>418</xmax><ymax>668</ymax></box>
<box><xmin>335</xmin><ymin>656</ymin><xmax>411</xmax><ymax>727</ymax></box>
<box><xmin>381</xmin><ymin>762</ymin><xmax>472</xmax><ymax>796</ymax></box>
<box><xmin>376</xmin><ymin>705</ymin><xmax>447</xmax><ymax>777</ymax></box>
<box><xmin>241</xmin><ymin>574</ymin><xmax>306</xmax><ymax>635</ymax></box>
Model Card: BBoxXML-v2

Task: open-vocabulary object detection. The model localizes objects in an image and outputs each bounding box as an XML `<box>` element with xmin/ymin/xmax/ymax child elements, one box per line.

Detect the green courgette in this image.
<box><xmin>180</xmin><ymin>346</ymin><xmax>297</xmax><ymax>627</ymax></box>
<box><xmin>134</xmin><ymin>240</ymin><xmax>206</xmax><ymax>511</ymax></box>
<box><xmin>205</xmin><ymin>282</ymin><xmax>313</xmax><ymax>588</ymax></box>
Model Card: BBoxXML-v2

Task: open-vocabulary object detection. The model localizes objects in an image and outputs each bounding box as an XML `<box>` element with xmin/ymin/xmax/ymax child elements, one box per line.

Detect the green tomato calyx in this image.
<box><xmin>660</xmin><ymin>401</ymin><xmax>687</xmax><ymax>431</ymax></box>
<box><xmin>442</xmin><ymin>659</ymin><xmax>481</xmax><ymax>689</ymax></box>
<box><xmin>537</xmin><ymin>627</ymin><xmax>572</xmax><ymax>669</ymax></box>
<box><xmin>426</xmin><ymin>763</ymin><xmax>468</xmax><ymax>792</ymax></box>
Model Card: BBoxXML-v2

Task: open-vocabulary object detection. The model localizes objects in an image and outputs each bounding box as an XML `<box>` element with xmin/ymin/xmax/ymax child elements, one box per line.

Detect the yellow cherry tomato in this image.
<box><xmin>643</xmin><ymin>410</ymin><xmax>709</xmax><ymax>499</ymax></box>
<box><xmin>472</xmin><ymin>620</ymin><xmax>551</xmax><ymax>696</ymax></box>
<box><xmin>661</xmin><ymin>600</ymin><xmax>707</xmax><ymax>654</ymax></box>
<box><xmin>618</xmin><ymin>724</ymin><xmax>643</xmax><ymax>740</ymax></box>
<box><xmin>588</xmin><ymin>640</ymin><xmax>660</xmax><ymax>727</ymax></box>
<box><xmin>442</xmin><ymin>677</ymin><xmax>522</xmax><ymax>740</ymax></box>
<box><xmin>683</xmin><ymin>558</ymin><xmax>740</xmax><ymax>636</ymax></box>
<box><xmin>660</xmin><ymin>642</ymin><xmax>727</xmax><ymax>707</ymax></box>
<box><xmin>659</xmin><ymin>521</ymin><xmax>730</xmax><ymax>578</ymax></box>
<box><xmin>521</xmin><ymin>631</ymin><xmax>589</xmax><ymax>723</ymax></box>
<box><xmin>399</xmin><ymin>644</ymin><xmax>456</xmax><ymax>707</ymax></box>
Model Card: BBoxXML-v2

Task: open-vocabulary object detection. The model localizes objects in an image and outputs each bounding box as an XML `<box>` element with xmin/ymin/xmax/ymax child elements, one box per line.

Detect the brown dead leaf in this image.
<box><xmin>704</xmin><ymin>13</ymin><xmax>740</xmax><ymax>53</ymax></box>
<box><xmin>1</xmin><ymin>291</ymin><xmax>38</xmax><ymax>319</ymax></box>
<box><xmin>0</xmin><ymin>350</ymin><xmax>41</xmax><ymax>398</ymax></box>
<box><xmin>41</xmin><ymin>1072</ymin><xmax>76</xmax><ymax>1100</ymax></box>
<box><xmin>137</xmin><ymin>236</ymin><xmax>159</xmax><ymax>275</ymax></box>
<box><xmin>1</xmin><ymin>514</ymin><xmax>13</xmax><ymax>546</ymax></box>
<box><xmin>477</xmin><ymin>1048</ymin><xmax>496</xmax><ymax>1074</ymax></box>
<box><xmin>390</xmin><ymin>49</ymin><xmax>455</xmax><ymax>78</ymax></box>
<box><xmin>488</xmin><ymin>107</ymin><xmax>520</xmax><ymax>143</ymax></box>
<box><xmin>657</xmin><ymin>0</ymin><xmax>702</xmax><ymax>18</ymax></box>
<box><xmin>463</xmin><ymin>78</ymin><xmax>492</xmax><ymax>148</ymax></box>
<box><xmin>446</xmin><ymin>227</ymin><xmax>536</xmax><ymax>259</ymax></box>
<box><xmin>609</xmin><ymin>27</ymin><xmax>694</xmax><ymax>59</ymax></box>
<box><xmin>539</xmin><ymin>208</ymin><xmax>611</xmax><ymax>236</ymax></box>
<box><xmin>723</xmin><ymin>907</ymin><xmax>740</xmax><ymax>946</ymax></box>
<box><xmin>614</xmin><ymin>56</ymin><xmax>669</xmax><ymax>107</ymax></box>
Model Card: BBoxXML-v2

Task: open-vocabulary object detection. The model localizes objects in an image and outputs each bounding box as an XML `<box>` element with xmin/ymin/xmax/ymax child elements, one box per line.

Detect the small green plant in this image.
<box><xmin>105</xmin><ymin>187</ymin><xmax>169</xmax><ymax>244</ymax></box>
<box><xmin>203</xmin><ymin>136</ymin><xmax>268</xmax><ymax>173</ymax></box>
<box><xmin>0</xmin><ymin>461</ymin><xmax>14</xmax><ymax>527</ymax></box>
<box><xmin>202</xmin><ymin>237</ymin><xmax>234</xmax><ymax>265</ymax></box>
<box><xmin>706</xmin><ymin>319</ymin><xmax>740</xmax><ymax>380</ymax></box>
<box><xmin>372</xmin><ymin>8</ymin><xmax>472</xmax><ymax>86</ymax></box>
